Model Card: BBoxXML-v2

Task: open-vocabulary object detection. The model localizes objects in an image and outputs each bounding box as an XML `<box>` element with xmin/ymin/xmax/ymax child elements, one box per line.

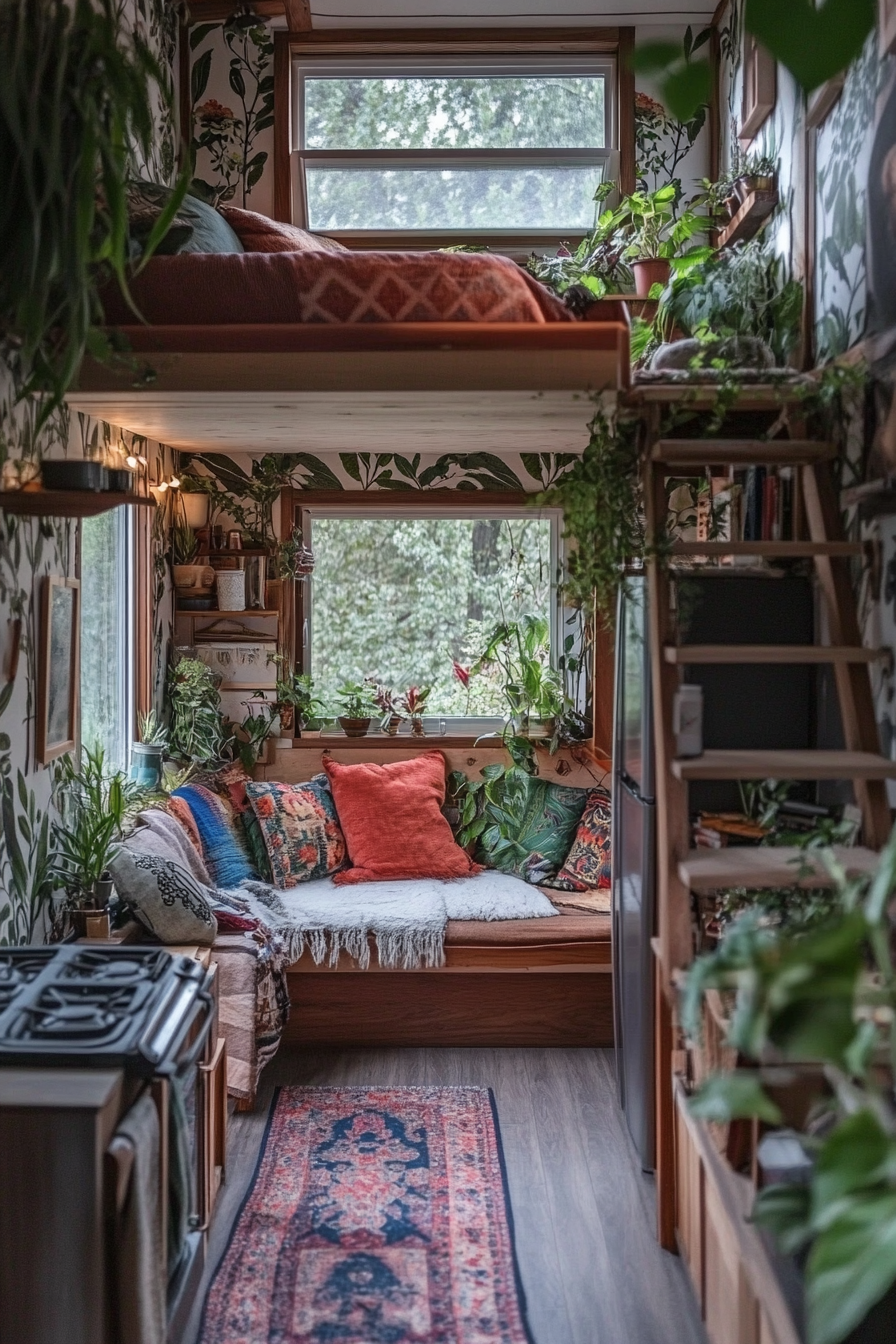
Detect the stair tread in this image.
<box><xmin>679</xmin><ymin>845</ymin><xmax>880</xmax><ymax>891</ymax></box>
<box><xmin>671</xmin><ymin>541</ymin><xmax>861</xmax><ymax>557</ymax></box>
<box><xmin>664</xmin><ymin>644</ymin><xmax>878</xmax><ymax>664</ymax></box>
<box><xmin>653</xmin><ymin>439</ymin><xmax>834</xmax><ymax>465</ymax></box>
<box><xmin>672</xmin><ymin>749</ymin><xmax>896</xmax><ymax>781</ymax></box>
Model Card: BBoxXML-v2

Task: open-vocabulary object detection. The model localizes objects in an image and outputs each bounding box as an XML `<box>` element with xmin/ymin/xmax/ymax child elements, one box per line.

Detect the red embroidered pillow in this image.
<box><xmin>323</xmin><ymin>752</ymin><xmax>480</xmax><ymax>885</ymax></box>
<box><xmin>543</xmin><ymin>787</ymin><xmax>612</xmax><ymax>892</ymax></box>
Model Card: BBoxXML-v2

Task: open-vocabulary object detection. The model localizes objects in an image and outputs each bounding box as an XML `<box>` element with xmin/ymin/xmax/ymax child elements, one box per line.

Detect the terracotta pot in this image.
<box><xmin>632</xmin><ymin>258</ymin><xmax>672</xmax><ymax>299</ymax></box>
<box><xmin>339</xmin><ymin>716</ymin><xmax>371</xmax><ymax>738</ymax></box>
<box><xmin>276</xmin><ymin>703</ymin><xmax>295</xmax><ymax>734</ymax></box>
<box><xmin>411</xmin><ymin>717</ymin><xmax>426</xmax><ymax>739</ymax></box>
<box><xmin>384</xmin><ymin>715</ymin><xmax>403</xmax><ymax>737</ymax></box>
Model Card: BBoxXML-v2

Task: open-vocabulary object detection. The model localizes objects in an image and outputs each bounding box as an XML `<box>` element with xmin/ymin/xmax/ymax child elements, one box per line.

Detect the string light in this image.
<box><xmin>169</xmin><ymin>475</ymin><xmax>180</xmax><ymax>488</ymax></box>
<box><xmin>125</xmin><ymin>455</ymin><xmax>138</xmax><ymax>468</ymax></box>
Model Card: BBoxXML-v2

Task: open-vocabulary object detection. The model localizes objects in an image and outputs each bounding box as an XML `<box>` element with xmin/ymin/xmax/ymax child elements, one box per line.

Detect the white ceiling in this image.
<box><xmin>300</xmin><ymin>0</ymin><xmax>718</xmax><ymax>28</ymax></box>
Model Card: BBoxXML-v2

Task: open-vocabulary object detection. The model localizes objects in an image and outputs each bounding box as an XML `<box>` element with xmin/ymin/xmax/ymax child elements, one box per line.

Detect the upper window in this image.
<box><xmin>80</xmin><ymin>510</ymin><xmax>134</xmax><ymax>771</ymax></box>
<box><xmin>292</xmin><ymin>56</ymin><xmax>616</xmax><ymax>241</ymax></box>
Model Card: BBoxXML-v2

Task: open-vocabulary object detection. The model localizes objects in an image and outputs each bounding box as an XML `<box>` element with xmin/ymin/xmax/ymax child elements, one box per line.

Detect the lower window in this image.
<box><xmin>80</xmin><ymin>510</ymin><xmax>134</xmax><ymax>771</ymax></box>
<box><xmin>300</xmin><ymin>506</ymin><xmax>562</xmax><ymax>732</ymax></box>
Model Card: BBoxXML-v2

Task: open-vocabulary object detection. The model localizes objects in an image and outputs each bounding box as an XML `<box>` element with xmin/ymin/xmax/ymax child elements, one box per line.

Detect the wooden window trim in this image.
<box><xmin>274</xmin><ymin>27</ymin><xmax>636</xmax><ymax>234</ymax></box>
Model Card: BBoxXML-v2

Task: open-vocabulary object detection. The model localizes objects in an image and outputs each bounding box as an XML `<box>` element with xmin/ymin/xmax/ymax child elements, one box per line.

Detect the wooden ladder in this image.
<box><xmin>642</xmin><ymin>407</ymin><xmax>895</xmax><ymax>1246</ymax></box>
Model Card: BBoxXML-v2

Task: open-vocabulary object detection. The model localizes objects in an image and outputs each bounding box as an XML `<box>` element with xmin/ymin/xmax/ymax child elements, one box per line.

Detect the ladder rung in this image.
<box><xmin>652</xmin><ymin>439</ymin><xmax>835</xmax><ymax>466</ymax></box>
<box><xmin>672</xmin><ymin>750</ymin><xmax>896</xmax><ymax>781</ymax></box>
<box><xmin>679</xmin><ymin>845</ymin><xmax>880</xmax><ymax>892</ymax></box>
<box><xmin>671</xmin><ymin>541</ymin><xmax>861</xmax><ymax>557</ymax></box>
<box><xmin>664</xmin><ymin>644</ymin><xmax>879</xmax><ymax>665</ymax></box>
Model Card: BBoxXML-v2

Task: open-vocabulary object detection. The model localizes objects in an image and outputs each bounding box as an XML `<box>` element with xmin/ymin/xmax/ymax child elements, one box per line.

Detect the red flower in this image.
<box><xmin>452</xmin><ymin>661</ymin><xmax>470</xmax><ymax>688</ymax></box>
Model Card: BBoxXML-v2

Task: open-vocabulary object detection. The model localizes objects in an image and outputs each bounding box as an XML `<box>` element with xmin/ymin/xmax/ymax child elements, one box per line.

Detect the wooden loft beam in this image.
<box><xmin>283</xmin><ymin>0</ymin><xmax>311</xmax><ymax>29</ymax></box>
<box><xmin>282</xmin><ymin>27</ymin><xmax>621</xmax><ymax>52</ymax></box>
<box><xmin>187</xmin><ymin>1</ymin><xmax>287</xmax><ymax>19</ymax></box>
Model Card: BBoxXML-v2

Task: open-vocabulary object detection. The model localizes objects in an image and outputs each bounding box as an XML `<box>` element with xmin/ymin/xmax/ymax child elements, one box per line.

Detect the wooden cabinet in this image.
<box><xmin>673</xmin><ymin>1077</ymin><xmax>800</xmax><ymax>1344</ymax></box>
<box><xmin>199</xmin><ymin>1034</ymin><xmax>227</xmax><ymax>1228</ymax></box>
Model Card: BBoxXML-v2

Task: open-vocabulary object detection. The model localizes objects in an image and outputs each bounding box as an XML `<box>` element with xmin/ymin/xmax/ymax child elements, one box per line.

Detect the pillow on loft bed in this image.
<box><xmin>323</xmin><ymin>752</ymin><xmax>481</xmax><ymax>885</ymax></box>
<box><xmin>127</xmin><ymin>183</ymin><xmax>244</xmax><ymax>256</ymax></box>
<box><xmin>542</xmin><ymin>787</ymin><xmax>613</xmax><ymax>893</ymax></box>
<box><xmin>478</xmin><ymin>775</ymin><xmax>589</xmax><ymax>886</ymax></box>
<box><xmin>245</xmin><ymin>776</ymin><xmax>346</xmax><ymax>888</ymax></box>
<box><xmin>219</xmin><ymin>205</ymin><xmax>348</xmax><ymax>254</ymax></box>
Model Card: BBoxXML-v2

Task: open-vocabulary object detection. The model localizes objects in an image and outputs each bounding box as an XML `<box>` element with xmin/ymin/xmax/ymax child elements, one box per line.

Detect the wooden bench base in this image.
<box><xmin>285</xmin><ymin>966</ymin><xmax>614</xmax><ymax>1048</ymax></box>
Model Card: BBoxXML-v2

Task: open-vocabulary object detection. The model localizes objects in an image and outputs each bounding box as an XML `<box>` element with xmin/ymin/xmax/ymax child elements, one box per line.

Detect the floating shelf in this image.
<box><xmin>671</xmin><ymin>540</ymin><xmax>861</xmax><ymax>557</ymax></box>
<box><xmin>0</xmin><ymin>490</ymin><xmax>155</xmax><ymax>518</ymax></box>
<box><xmin>672</xmin><ymin>749</ymin><xmax>896</xmax><ymax>781</ymax></box>
<box><xmin>717</xmin><ymin>187</ymin><xmax>779</xmax><ymax>249</ymax></box>
<box><xmin>176</xmin><ymin>609</ymin><xmax>279</xmax><ymax>617</ymax></box>
<box><xmin>679</xmin><ymin>845</ymin><xmax>880</xmax><ymax>892</ymax></box>
<box><xmin>664</xmin><ymin>644</ymin><xmax>879</xmax><ymax>665</ymax></box>
<box><xmin>652</xmin><ymin>439</ymin><xmax>834</xmax><ymax>467</ymax></box>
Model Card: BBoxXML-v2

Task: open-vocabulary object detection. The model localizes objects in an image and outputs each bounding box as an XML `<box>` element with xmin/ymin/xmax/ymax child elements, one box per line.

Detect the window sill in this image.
<box><xmin>287</xmin><ymin>731</ymin><xmax>510</xmax><ymax>750</ymax></box>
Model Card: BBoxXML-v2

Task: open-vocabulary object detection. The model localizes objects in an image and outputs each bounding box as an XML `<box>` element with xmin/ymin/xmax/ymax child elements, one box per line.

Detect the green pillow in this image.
<box><xmin>127</xmin><ymin>183</ymin><xmax>244</xmax><ymax>256</ymax></box>
<box><xmin>477</xmin><ymin>774</ymin><xmax>588</xmax><ymax>885</ymax></box>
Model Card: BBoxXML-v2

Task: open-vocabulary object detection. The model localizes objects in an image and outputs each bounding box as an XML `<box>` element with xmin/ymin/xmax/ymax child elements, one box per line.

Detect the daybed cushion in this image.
<box><xmin>245</xmin><ymin>776</ymin><xmax>346</xmax><ymax>888</ymax></box>
<box><xmin>101</xmin><ymin>250</ymin><xmax>575</xmax><ymax>326</ymax></box>
<box><xmin>479</xmin><ymin>775</ymin><xmax>589</xmax><ymax>885</ymax></box>
<box><xmin>323</xmin><ymin>752</ymin><xmax>480</xmax><ymax>885</ymax></box>
<box><xmin>219</xmin><ymin>205</ymin><xmax>348</xmax><ymax>254</ymax></box>
<box><xmin>446</xmin><ymin>912</ymin><xmax>610</xmax><ymax>945</ymax></box>
<box><xmin>108</xmin><ymin>849</ymin><xmax>218</xmax><ymax>946</ymax></box>
<box><xmin>543</xmin><ymin>786</ymin><xmax>613</xmax><ymax>892</ymax></box>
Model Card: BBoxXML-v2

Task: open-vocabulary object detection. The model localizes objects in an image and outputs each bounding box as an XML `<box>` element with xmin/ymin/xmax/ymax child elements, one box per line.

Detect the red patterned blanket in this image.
<box><xmin>102</xmin><ymin>250</ymin><xmax>573</xmax><ymax>326</ymax></box>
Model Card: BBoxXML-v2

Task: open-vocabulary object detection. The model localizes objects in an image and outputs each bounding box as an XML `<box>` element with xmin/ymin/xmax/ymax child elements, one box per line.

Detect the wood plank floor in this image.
<box><xmin>183</xmin><ymin>1047</ymin><xmax>706</xmax><ymax>1344</ymax></box>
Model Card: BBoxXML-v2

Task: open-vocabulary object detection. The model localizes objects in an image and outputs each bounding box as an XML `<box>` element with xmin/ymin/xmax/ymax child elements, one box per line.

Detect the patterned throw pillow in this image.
<box><xmin>543</xmin><ymin>787</ymin><xmax>612</xmax><ymax>892</ymax></box>
<box><xmin>108</xmin><ymin>848</ymin><xmax>218</xmax><ymax>946</ymax></box>
<box><xmin>245</xmin><ymin>775</ymin><xmax>346</xmax><ymax>889</ymax></box>
<box><xmin>478</xmin><ymin>775</ymin><xmax>589</xmax><ymax>886</ymax></box>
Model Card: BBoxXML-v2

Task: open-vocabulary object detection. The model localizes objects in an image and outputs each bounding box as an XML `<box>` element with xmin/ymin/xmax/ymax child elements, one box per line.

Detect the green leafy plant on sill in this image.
<box><xmin>335</xmin><ymin>681</ymin><xmax>377</xmax><ymax>720</ymax></box>
<box><xmin>51</xmin><ymin>743</ymin><xmax>134</xmax><ymax>904</ymax></box>
<box><xmin>137</xmin><ymin>709</ymin><xmax>168</xmax><ymax>748</ymax></box>
<box><xmin>632</xmin><ymin>1</ymin><xmax>876</xmax><ymax>124</ymax></box>
<box><xmin>0</xmin><ymin>0</ymin><xmax>190</xmax><ymax>422</ymax></box>
<box><xmin>273</xmin><ymin>663</ymin><xmax>325</xmax><ymax>727</ymax></box>
<box><xmin>681</xmin><ymin>826</ymin><xmax>896</xmax><ymax>1344</ymax></box>
<box><xmin>525</xmin><ymin>182</ymin><xmax>634</xmax><ymax>303</ymax></box>
<box><xmin>167</xmin><ymin>656</ymin><xmax>226</xmax><ymax>764</ymax></box>
<box><xmin>610</xmin><ymin>184</ymin><xmax>709</xmax><ymax>265</ymax></box>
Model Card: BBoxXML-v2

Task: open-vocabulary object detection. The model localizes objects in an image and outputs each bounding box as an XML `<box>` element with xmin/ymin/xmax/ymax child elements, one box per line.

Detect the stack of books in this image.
<box><xmin>694</xmin><ymin>466</ymin><xmax>796</xmax><ymax>545</ymax></box>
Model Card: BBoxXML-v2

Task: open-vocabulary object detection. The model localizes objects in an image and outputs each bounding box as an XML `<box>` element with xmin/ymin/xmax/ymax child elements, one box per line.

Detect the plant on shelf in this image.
<box><xmin>51</xmin><ymin>743</ymin><xmax>133</xmax><ymax>909</ymax></box>
<box><xmin>657</xmin><ymin>237</ymin><xmax>804</xmax><ymax>369</ymax></box>
<box><xmin>0</xmin><ymin>0</ymin><xmax>189</xmax><ymax>420</ymax></box>
<box><xmin>526</xmin><ymin>183</ymin><xmax>634</xmax><ymax>304</ymax></box>
<box><xmin>273</xmin><ymin>663</ymin><xmax>324</xmax><ymax>736</ymax></box>
<box><xmin>171</xmin><ymin>522</ymin><xmax>198</xmax><ymax>567</ymax></box>
<box><xmin>396</xmin><ymin>685</ymin><xmax>430</xmax><ymax>738</ymax></box>
<box><xmin>537</xmin><ymin>402</ymin><xmax>644</xmax><ymax>624</ymax></box>
<box><xmin>167</xmin><ymin>655</ymin><xmax>226</xmax><ymax>763</ymax></box>
<box><xmin>226</xmin><ymin>704</ymin><xmax>275</xmax><ymax>772</ymax></box>
<box><xmin>681</xmin><ymin>826</ymin><xmax>896</xmax><ymax>1344</ymax></box>
<box><xmin>733</xmin><ymin>149</ymin><xmax>778</xmax><ymax>199</ymax></box>
<box><xmin>336</xmin><ymin>681</ymin><xmax>376</xmax><ymax>738</ymax></box>
<box><xmin>471</xmin><ymin>614</ymin><xmax>564</xmax><ymax>741</ymax></box>
<box><xmin>275</xmin><ymin>524</ymin><xmax>315</xmax><ymax>581</ymax></box>
<box><xmin>609</xmin><ymin>184</ymin><xmax>710</xmax><ymax>298</ymax></box>
<box><xmin>130</xmin><ymin>709</ymin><xmax>168</xmax><ymax>791</ymax></box>
<box><xmin>179</xmin><ymin>455</ymin><xmax>304</xmax><ymax>551</ymax></box>
<box><xmin>370</xmin><ymin>682</ymin><xmax>403</xmax><ymax>736</ymax></box>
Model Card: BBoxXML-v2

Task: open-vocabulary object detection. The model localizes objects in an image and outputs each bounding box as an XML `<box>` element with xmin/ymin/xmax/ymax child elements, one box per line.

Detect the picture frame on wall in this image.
<box><xmin>806</xmin><ymin>73</ymin><xmax>846</xmax><ymax>130</ymax></box>
<box><xmin>740</xmin><ymin>30</ymin><xmax>777</xmax><ymax>142</ymax></box>
<box><xmin>36</xmin><ymin>575</ymin><xmax>80</xmax><ymax>765</ymax></box>
<box><xmin>881</xmin><ymin>0</ymin><xmax>896</xmax><ymax>57</ymax></box>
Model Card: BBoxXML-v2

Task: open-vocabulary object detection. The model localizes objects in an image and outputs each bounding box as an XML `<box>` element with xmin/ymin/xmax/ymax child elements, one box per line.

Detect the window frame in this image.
<box><xmin>273</xmin><ymin>28</ymin><xmax>636</xmax><ymax>254</ymax></box>
<box><xmin>77</xmin><ymin>507</ymin><xmax>136</xmax><ymax>772</ymax></box>
<box><xmin>284</xmin><ymin>489</ymin><xmax>567</xmax><ymax>738</ymax></box>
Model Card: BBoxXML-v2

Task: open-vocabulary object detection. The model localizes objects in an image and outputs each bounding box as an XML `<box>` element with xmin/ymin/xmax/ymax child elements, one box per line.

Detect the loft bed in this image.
<box><xmin>68</xmin><ymin>252</ymin><xmax>631</xmax><ymax>457</ymax></box>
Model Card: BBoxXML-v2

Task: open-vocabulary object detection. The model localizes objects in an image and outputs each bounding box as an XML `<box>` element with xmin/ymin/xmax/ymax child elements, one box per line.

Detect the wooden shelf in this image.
<box><xmin>671</xmin><ymin>540</ymin><xmax>862</xmax><ymax>557</ymax></box>
<box><xmin>0</xmin><ymin>490</ymin><xmax>155</xmax><ymax>518</ymax></box>
<box><xmin>652</xmin><ymin>439</ymin><xmax>833</xmax><ymax>467</ymax></box>
<box><xmin>716</xmin><ymin>187</ymin><xmax>779</xmax><ymax>249</ymax></box>
<box><xmin>672</xmin><ymin>749</ymin><xmax>896</xmax><ymax>781</ymax></box>
<box><xmin>197</xmin><ymin>548</ymin><xmax>270</xmax><ymax>557</ymax></box>
<box><xmin>679</xmin><ymin>845</ymin><xmax>880</xmax><ymax>892</ymax></box>
<box><xmin>176</xmin><ymin>609</ymin><xmax>279</xmax><ymax>617</ymax></box>
<box><xmin>664</xmin><ymin>643</ymin><xmax>879</xmax><ymax>665</ymax></box>
<box><xmin>625</xmin><ymin>382</ymin><xmax>809</xmax><ymax>410</ymax></box>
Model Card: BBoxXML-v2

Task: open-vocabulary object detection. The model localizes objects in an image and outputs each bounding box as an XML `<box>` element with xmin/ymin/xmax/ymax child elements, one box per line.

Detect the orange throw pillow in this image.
<box><xmin>323</xmin><ymin>752</ymin><xmax>480</xmax><ymax>886</ymax></box>
<box><xmin>218</xmin><ymin>206</ymin><xmax>348</xmax><ymax>254</ymax></box>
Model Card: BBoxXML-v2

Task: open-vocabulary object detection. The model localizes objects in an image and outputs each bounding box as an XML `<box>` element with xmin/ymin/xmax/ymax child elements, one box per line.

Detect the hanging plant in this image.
<box><xmin>537</xmin><ymin>403</ymin><xmax>644</xmax><ymax>624</ymax></box>
<box><xmin>0</xmin><ymin>0</ymin><xmax>189</xmax><ymax>417</ymax></box>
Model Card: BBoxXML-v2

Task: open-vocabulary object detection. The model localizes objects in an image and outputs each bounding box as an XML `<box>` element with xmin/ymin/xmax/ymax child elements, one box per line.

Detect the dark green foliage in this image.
<box><xmin>0</xmin><ymin>0</ymin><xmax>188</xmax><ymax>415</ymax></box>
<box><xmin>167</xmin><ymin>656</ymin><xmax>226</xmax><ymax>764</ymax></box>
<box><xmin>51</xmin><ymin>742</ymin><xmax>133</xmax><ymax>900</ymax></box>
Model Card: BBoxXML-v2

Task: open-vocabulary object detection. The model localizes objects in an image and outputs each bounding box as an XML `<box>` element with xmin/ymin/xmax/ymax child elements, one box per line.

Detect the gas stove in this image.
<box><xmin>0</xmin><ymin>945</ymin><xmax>213</xmax><ymax>1076</ymax></box>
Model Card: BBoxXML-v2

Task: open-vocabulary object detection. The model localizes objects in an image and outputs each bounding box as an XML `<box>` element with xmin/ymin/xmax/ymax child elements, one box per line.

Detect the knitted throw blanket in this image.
<box><xmin>172</xmin><ymin>784</ymin><xmax>256</xmax><ymax>888</ymax></box>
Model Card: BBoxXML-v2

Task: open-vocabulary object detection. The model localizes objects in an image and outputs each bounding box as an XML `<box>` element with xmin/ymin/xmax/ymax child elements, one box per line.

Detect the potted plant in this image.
<box><xmin>472</xmin><ymin>614</ymin><xmax>566</xmax><ymax>740</ymax></box>
<box><xmin>130</xmin><ymin>710</ymin><xmax>168</xmax><ymax>790</ymax></box>
<box><xmin>274</xmin><ymin>664</ymin><xmax>324</xmax><ymax>737</ymax></box>
<box><xmin>610</xmin><ymin>184</ymin><xmax>709</xmax><ymax>298</ymax></box>
<box><xmin>735</xmin><ymin>150</ymin><xmax>777</xmax><ymax>199</ymax></box>
<box><xmin>336</xmin><ymin>682</ymin><xmax>376</xmax><ymax>738</ymax></box>
<box><xmin>227</xmin><ymin>700</ymin><xmax>276</xmax><ymax>771</ymax></box>
<box><xmin>52</xmin><ymin>743</ymin><xmax>132</xmax><ymax>933</ymax></box>
<box><xmin>167</xmin><ymin>655</ymin><xmax>226</xmax><ymax>763</ymax></box>
<box><xmin>397</xmin><ymin>685</ymin><xmax>431</xmax><ymax>738</ymax></box>
<box><xmin>371</xmin><ymin>682</ymin><xmax>403</xmax><ymax>735</ymax></box>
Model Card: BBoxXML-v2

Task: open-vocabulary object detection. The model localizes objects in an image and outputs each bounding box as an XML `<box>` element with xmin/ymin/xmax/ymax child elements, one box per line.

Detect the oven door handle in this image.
<box><xmin>172</xmin><ymin>995</ymin><xmax>216</xmax><ymax>1076</ymax></box>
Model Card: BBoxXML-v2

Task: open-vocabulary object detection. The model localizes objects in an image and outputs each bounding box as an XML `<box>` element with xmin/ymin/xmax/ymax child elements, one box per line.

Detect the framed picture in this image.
<box><xmin>740</xmin><ymin>30</ymin><xmax>777</xmax><ymax>142</ymax></box>
<box><xmin>806</xmin><ymin>73</ymin><xmax>846</xmax><ymax>130</ymax></box>
<box><xmin>36</xmin><ymin>576</ymin><xmax>80</xmax><ymax>764</ymax></box>
<box><xmin>882</xmin><ymin>0</ymin><xmax>896</xmax><ymax>57</ymax></box>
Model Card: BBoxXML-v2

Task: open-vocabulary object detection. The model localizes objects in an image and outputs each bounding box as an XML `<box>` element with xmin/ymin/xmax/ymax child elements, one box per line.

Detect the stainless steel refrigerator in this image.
<box><xmin>612</xmin><ymin>575</ymin><xmax>656</xmax><ymax>1171</ymax></box>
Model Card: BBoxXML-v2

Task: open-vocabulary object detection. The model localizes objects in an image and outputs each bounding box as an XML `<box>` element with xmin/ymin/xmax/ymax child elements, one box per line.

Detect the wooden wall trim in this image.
<box><xmin>274</xmin><ymin>32</ymin><xmax>292</xmax><ymax>224</ymax></box>
<box><xmin>287</xmin><ymin>489</ymin><xmax>537</xmax><ymax>511</ymax></box>
<box><xmin>134</xmin><ymin>506</ymin><xmax>152</xmax><ymax>723</ymax></box>
<box><xmin>178</xmin><ymin>18</ymin><xmax>191</xmax><ymax>172</ymax></box>
<box><xmin>282</xmin><ymin>27</ymin><xmax>621</xmax><ymax>50</ymax></box>
<box><xmin>618</xmin><ymin>27</ymin><xmax>636</xmax><ymax>197</ymax></box>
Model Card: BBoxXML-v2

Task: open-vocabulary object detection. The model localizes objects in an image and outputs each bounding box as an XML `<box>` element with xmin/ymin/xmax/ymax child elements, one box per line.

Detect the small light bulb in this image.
<box><xmin>157</xmin><ymin>480</ymin><xmax>169</xmax><ymax>493</ymax></box>
<box><xmin>137</xmin><ymin>455</ymin><xmax>147</xmax><ymax>466</ymax></box>
<box><xmin>125</xmin><ymin>455</ymin><xmax>138</xmax><ymax>468</ymax></box>
<box><xmin>170</xmin><ymin>475</ymin><xmax>180</xmax><ymax>488</ymax></box>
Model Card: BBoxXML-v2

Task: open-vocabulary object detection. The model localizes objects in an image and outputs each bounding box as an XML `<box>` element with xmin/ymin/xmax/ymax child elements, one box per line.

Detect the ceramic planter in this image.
<box><xmin>339</xmin><ymin>716</ymin><xmax>371</xmax><ymax>738</ymax></box>
<box><xmin>129</xmin><ymin>741</ymin><xmax>164</xmax><ymax>790</ymax></box>
<box><xmin>737</xmin><ymin>172</ymin><xmax>776</xmax><ymax>198</ymax></box>
<box><xmin>276</xmin><ymin>703</ymin><xmax>295</xmax><ymax>735</ymax></box>
<box><xmin>523</xmin><ymin>716</ymin><xmax>556</xmax><ymax>741</ymax></box>
<box><xmin>411</xmin><ymin>718</ymin><xmax>426</xmax><ymax>738</ymax></box>
<box><xmin>632</xmin><ymin>258</ymin><xmax>671</xmax><ymax>299</ymax></box>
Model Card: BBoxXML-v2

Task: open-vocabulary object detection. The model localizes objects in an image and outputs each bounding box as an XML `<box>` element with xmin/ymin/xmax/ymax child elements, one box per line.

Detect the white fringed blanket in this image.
<box><xmin>240</xmin><ymin>871</ymin><xmax>557</xmax><ymax>970</ymax></box>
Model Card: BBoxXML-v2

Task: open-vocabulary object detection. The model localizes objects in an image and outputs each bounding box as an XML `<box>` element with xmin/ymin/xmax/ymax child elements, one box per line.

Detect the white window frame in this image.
<box><xmin>299</xmin><ymin>502</ymin><xmax>566</xmax><ymax>737</ymax></box>
<box><xmin>290</xmin><ymin>53</ymin><xmax>618</xmax><ymax>250</ymax></box>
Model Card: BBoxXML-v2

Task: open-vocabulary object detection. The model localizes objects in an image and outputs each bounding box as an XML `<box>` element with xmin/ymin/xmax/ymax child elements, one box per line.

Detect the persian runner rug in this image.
<box><xmin>199</xmin><ymin>1086</ymin><xmax>534</xmax><ymax>1344</ymax></box>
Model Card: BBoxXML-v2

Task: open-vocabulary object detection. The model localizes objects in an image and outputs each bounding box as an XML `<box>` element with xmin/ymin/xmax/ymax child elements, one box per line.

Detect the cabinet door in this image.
<box><xmin>703</xmin><ymin>1179</ymin><xmax>759</xmax><ymax>1344</ymax></box>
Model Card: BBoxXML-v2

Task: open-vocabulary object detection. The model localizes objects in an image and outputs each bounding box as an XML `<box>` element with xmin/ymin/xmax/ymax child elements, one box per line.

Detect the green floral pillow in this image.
<box><xmin>477</xmin><ymin>774</ymin><xmax>589</xmax><ymax>885</ymax></box>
